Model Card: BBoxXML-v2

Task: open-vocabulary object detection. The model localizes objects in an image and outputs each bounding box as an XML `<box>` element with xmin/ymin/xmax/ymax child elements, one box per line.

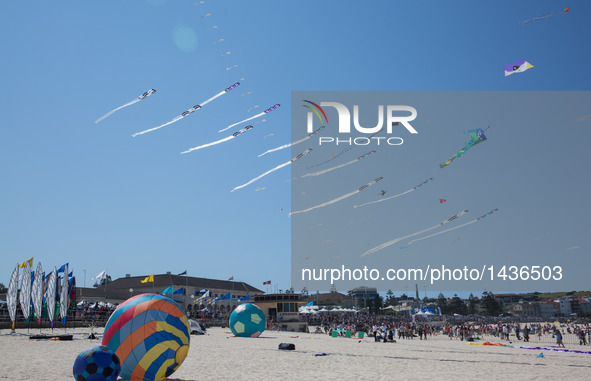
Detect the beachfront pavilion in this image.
<box><xmin>253</xmin><ymin>293</ymin><xmax>308</xmax><ymax>332</ymax></box>
<box><xmin>306</xmin><ymin>292</ymin><xmax>354</xmax><ymax>308</ymax></box>
<box><xmin>77</xmin><ymin>273</ymin><xmax>263</xmax><ymax>311</ymax></box>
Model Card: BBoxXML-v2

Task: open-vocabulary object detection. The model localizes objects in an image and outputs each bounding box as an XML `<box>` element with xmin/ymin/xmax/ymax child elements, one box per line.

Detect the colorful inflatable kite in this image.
<box><xmin>440</xmin><ymin>128</ymin><xmax>487</xmax><ymax>168</ymax></box>
<box><xmin>103</xmin><ymin>294</ymin><xmax>190</xmax><ymax>381</ymax></box>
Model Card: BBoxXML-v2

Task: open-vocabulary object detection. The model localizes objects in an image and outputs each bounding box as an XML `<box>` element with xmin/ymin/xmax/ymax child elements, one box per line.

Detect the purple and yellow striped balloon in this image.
<box><xmin>102</xmin><ymin>294</ymin><xmax>190</xmax><ymax>380</ymax></box>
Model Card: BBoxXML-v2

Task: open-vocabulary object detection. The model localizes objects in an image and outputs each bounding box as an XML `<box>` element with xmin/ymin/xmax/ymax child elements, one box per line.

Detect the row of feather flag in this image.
<box><xmin>191</xmin><ymin>290</ymin><xmax>252</xmax><ymax>305</ymax></box>
<box><xmin>6</xmin><ymin>258</ymin><xmax>76</xmax><ymax>330</ymax></box>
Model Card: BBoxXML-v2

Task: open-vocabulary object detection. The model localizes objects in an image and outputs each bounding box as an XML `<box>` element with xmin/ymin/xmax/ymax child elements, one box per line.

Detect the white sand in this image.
<box><xmin>1</xmin><ymin>327</ymin><xmax>590</xmax><ymax>380</ymax></box>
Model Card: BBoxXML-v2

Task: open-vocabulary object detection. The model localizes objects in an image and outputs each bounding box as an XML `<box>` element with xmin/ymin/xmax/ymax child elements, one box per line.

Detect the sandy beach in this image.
<box><xmin>1</xmin><ymin>326</ymin><xmax>590</xmax><ymax>380</ymax></box>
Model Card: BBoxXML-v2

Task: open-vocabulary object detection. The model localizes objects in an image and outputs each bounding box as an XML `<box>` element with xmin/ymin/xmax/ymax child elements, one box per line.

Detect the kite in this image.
<box><xmin>132</xmin><ymin>82</ymin><xmax>240</xmax><ymax>137</ymax></box>
<box><xmin>219</xmin><ymin>51</ymin><xmax>231</xmax><ymax>57</ymax></box>
<box><xmin>291</xmin><ymin>177</ymin><xmax>383</xmax><ymax>216</ymax></box>
<box><xmin>207</xmin><ymin>25</ymin><xmax>218</xmax><ymax>31</ymax></box>
<box><xmin>354</xmin><ymin>178</ymin><xmax>433</xmax><ymax>208</ymax></box>
<box><xmin>180</xmin><ymin>125</ymin><xmax>253</xmax><ymax>154</ymax></box>
<box><xmin>231</xmin><ymin>148</ymin><xmax>311</xmax><ymax>192</ymax></box>
<box><xmin>59</xmin><ymin>264</ymin><xmax>69</xmax><ymax>323</ymax></box>
<box><xmin>576</xmin><ymin>115</ymin><xmax>591</xmax><ymax>122</ymax></box>
<box><xmin>439</xmin><ymin>199</ymin><xmax>447</xmax><ymax>203</ymax></box>
<box><xmin>504</xmin><ymin>60</ymin><xmax>534</xmax><ymax>76</ymax></box>
<box><xmin>213</xmin><ymin>38</ymin><xmax>224</xmax><ymax>44</ymax></box>
<box><xmin>263</xmin><ymin>133</ymin><xmax>274</xmax><ymax>139</ymax></box>
<box><xmin>518</xmin><ymin>6</ymin><xmax>569</xmax><ymax>27</ymax></box>
<box><xmin>19</xmin><ymin>261</ymin><xmax>32</xmax><ymax>322</ymax></box>
<box><xmin>31</xmin><ymin>262</ymin><xmax>43</xmax><ymax>322</ymax></box>
<box><xmin>95</xmin><ymin>89</ymin><xmax>156</xmax><ymax>124</ymax></box>
<box><xmin>7</xmin><ymin>265</ymin><xmax>19</xmax><ymax>330</ymax></box>
<box><xmin>255</xmin><ymin>187</ymin><xmax>266</xmax><ymax>191</ymax></box>
<box><xmin>219</xmin><ymin>104</ymin><xmax>280</xmax><ymax>133</ymax></box>
<box><xmin>302</xmin><ymin>150</ymin><xmax>375</xmax><ymax>177</ymax></box>
<box><xmin>258</xmin><ymin>126</ymin><xmax>325</xmax><ymax>157</ymax></box>
<box><xmin>405</xmin><ymin>209</ymin><xmax>498</xmax><ymax>246</ymax></box>
<box><xmin>46</xmin><ymin>267</ymin><xmax>57</xmax><ymax>326</ymax></box>
<box><xmin>361</xmin><ymin>210</ymin><xmax>469</xmax><ymax>256</ymax></box>
<box><xmin>440</xmin><ymin>128</ymin><xmax>487</xmax><ymax>168</ymax></box>
<box><xmin>247</xmin><ymin>105</ymin><xmax>259</xmax><ymax>112</ymax></box>
<box><xmin>307</xmin><ymin>126</ymin><xmax>387</xmax><ymax>169</ymax></box>
<box><xmin>102</xmin><ymin>294</ymin><xmax>190</xmax><ymax>380</ymax></box>
<box><xmin>226</xmin><ymin>65</ymin><xmax>238</xmax><ymax>71</ymax></box>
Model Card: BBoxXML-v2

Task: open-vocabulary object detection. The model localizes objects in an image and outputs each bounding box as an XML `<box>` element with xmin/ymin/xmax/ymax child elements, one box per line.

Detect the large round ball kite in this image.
<box><xmin>229</xmin><ymin>303</ymin><xmax>266</xmax><ymax>337</ymax></box>
<box><xmin>102</xmin><ymin>294</ymin><xmax>190</xmax><ymax>381</ymax></box>
<box><xmin>73</xmin><ymin>345</ymin><xmax>121</xmax><ymax>381</ymax></box>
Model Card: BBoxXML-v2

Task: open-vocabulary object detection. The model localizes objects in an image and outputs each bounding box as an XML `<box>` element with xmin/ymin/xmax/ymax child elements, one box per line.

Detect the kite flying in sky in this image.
<box><xmin>518</xmin><ymin>6</ymin><xmax>569</xmax><ymax>27</ymax></box>
<box><xmin>440</xmin><ymin>128</ymin><xmax>487</xmax><ymax>168</ymax></box>
<box><xmin>231</xmin><ymin>148</ymin><xmax>311</xmax><ymax>192</ymax></box>
<box><xmin>354</xmin><ymin>178</ymin><xmax>433</xmax><ymax>208</ymax></box>
<box><xmin>258</xmin><ymin>126</ymin><xmax>324</xmax><ymax>157</ymax></box>
<box><xmin>132</xmin><ymin>82</ymin><xmax>240</xmax><ymax>137</ymax></box>
<box><xmin>361</xmin><ymin>210</ymin><xmax>469</xmax><ymax>256</ymax></box>
<box><xmin>291</xmin><ymin>177</ymin><xmax>383</xmax><ymax>216</ymax></box>
<box><xmin>95</xmin><ymin>89</ymin><xmax>156</xmax><ymax>124</ymax></box>
<box><xmin>405</xmin><ymin>209</ymin><xmax>498</xmax><ymax>246</ymax></box>
<box><xmin>219</xmin><ymin>104</ymin><xmax>280</xmax><ymax>133</ymax></box>
<box><xmin>504</xmin><ymin>60</ymin><xmax>534</xmax><ymax>76</ymax></box>
<box><xmin>307</xmin><ymin>127</ymin><xmax>385</xmax><ymax>169</ymax></box>
<box><xmin>180</xmin><ymin>125</ymin><xmax>253</xmax><ymax>154</ymax></box>
<box><xmin>302</xmin><ymin>150</ymin><xmax>375</xmax><ymax>178</ymax></box>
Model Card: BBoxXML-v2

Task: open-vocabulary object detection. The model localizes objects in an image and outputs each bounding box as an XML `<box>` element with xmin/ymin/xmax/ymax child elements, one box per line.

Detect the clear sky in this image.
<box><xmin>1</xmin><ymin>1</ymin><xmax>590</xmax><ymax>296</ymax></box>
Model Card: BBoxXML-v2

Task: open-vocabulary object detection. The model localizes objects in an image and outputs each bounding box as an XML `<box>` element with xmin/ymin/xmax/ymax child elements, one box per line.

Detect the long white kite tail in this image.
<box><xmin>219</xmin><ymin>104</ymin><xmax>279</xmax><ymax>133</ymax></box>
<box><xmin>258</xmin><ymin>126</ymin><xmax>325</xmax><ymax>157</ymax></box>
<box><xmin>290</xmin><ymin>177</ymin><xmax>383</xmax><ymax>216</ymax></box>
<box><xmin>231</xmin><ymin>148</ymin><xmax>311</xmax><ymax>192</ymax></box>
<box><xmin>361</xmin><ymin>210</ymin><xmax>469</xmax><ymax>257</ymax></box>
<box><xmin>303</xmin><ymin>149</ymin><xmax>374</xmax><ymax>178</ymax></box>
<box><xmin>132</xmin><ymin>83</ymin><xmax>239</xmax><ymax>137</ymax></box>
<box><xmin>354</xmin><ymin>178</ymin><xmax>433</xmax><ymax>208</ymax></box>
<box><xmin>181</xmin><ymin>125</ymin><xmax>253</xmax><ymax>154</ymax></box>
<box><xmin>406</xmin><ymin>209</ymin><xmax>498</xmax><ymax>245</ymax></box>
<box><xmin>95</xmin><ymin>89</ymin><xmax>156</xmax><ymax>124</ymax></box>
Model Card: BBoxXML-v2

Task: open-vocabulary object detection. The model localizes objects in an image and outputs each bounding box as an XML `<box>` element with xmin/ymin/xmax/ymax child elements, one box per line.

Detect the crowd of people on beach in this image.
<box><xmin>303</xmin><ymin>312</ymin><xmax>591</xmax><ymax>347</ymax></box>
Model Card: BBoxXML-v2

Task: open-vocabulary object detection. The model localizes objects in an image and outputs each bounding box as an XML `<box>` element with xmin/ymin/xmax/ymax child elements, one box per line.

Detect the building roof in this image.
<box><xmin>76</xmin><ymin>287</ymin><xmax>130</xmax><ymax>301</ymax></box>
<box><xmin>107</xmin><ymin>274</ymin><xmax>263</xmax><ymax>294</ymax></box>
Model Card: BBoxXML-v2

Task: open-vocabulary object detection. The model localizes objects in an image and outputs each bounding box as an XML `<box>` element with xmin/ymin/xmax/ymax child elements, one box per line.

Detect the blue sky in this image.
<box><xmin>1</xmin><ymin>1</ymin><xmax>590</xmax><ymax>296</ymax></box>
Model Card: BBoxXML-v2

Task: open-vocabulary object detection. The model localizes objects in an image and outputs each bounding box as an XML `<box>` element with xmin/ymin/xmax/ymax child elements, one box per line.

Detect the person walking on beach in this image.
<box><xmin>555</xmin><ymin>328</ymin><xmax>565</xmax><ymax>348</ymax></box>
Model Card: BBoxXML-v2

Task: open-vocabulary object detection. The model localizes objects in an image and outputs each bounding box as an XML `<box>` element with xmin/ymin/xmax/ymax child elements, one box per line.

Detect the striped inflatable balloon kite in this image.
<box><xmin>102</xmin><ymin>294</ymin><xmax>190</xmax><ymax>380</ymax></box>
